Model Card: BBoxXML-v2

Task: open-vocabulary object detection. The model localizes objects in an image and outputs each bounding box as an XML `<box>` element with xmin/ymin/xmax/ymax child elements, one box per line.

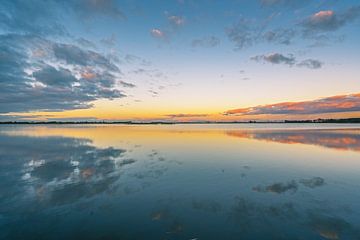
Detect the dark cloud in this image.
<box><xmin>253</xmin><ymin>180</ymin><xmax>298</xmax><ymax>194</ymax></box>
<box><xmin>226</xmin><ymin>18</ymin><xmax>297</xmax><ymax>50</ymax></box>
<box><xmin>0</xmin><ymin>0</ymin><xmax>134</xmax><ymax>114</ymax></box>
<box><xmin>297</xmin><ymin>59</ymin><xmax>323</xmax><ymax>69</ymax></box>
<box><xmin>53</xmin><ymin>43</ymin><xmax>120</xmax><ymax>72</ymax></box>
<box><xmin>119</xmin><ymin>81</ymin><xmax>136</xmax><ymax>88</ymax></box>
<box><xmin>251</xmin><ymin>53</ymin><xmax>323</xmax><ymax>69</ymax></box>
<box><xmin>118</xmin><ymin>159</ymin><xmax>136</xmax><ymax>167</ymax></box>
<box><xmin>0</xmin><ymin>34</ymin><xmax>125</xmax><ymax>113</ymax></box>
<box><xmin>251</xmin><ymin>53</ymin><xmax>296</xmax><ymax>66</ymax></box>
<box><xmin>47</xmin><ymin>117</ymin><xmax>99</xmax><ymax>122</ymax></box>
<box><xmin>224</xmin><ymin>93</ymin><xmax>360</xmax><ymax>116</ymax></box>
<box><xmin>167</xmin><ymin>15</ymin><xmax>185</xmax><ymax>27</ymax></box>
<box><xmin>32</xmin><ymin>65</ymin><xmax>78</xmax><ymax>87</ymax></box>
<box><xmin>124</xmin><ymin>54</ymin><xmax>151</xmax><ymax>66</ymax></box>
<box><xmin>226</xmin><ymin>18</ymin><xmax>260</xmax><ymax>50</ymax></box>
<box><xmin>191</xmin><ymin>36</ymin><xmax>220</xmax><ymax>48</ymax></box>
<box><xmin>302</xmin><ymin>7</ymin><xmax>360</xmax><ymax>35</ymax></box>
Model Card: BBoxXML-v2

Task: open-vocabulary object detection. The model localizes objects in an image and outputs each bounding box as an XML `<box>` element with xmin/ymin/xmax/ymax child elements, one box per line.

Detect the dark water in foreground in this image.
<box><xmin>0</xmin><ymin>124</ymin><xmax>360</xmax><ymax>240</ymax></box>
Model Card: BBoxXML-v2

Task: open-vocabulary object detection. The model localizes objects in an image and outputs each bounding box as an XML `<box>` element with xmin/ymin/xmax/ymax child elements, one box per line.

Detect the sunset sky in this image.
<box><xmin>0</xmin><ymin>0</ymin><xmax>360</xmax><ymax>122</ymax></box>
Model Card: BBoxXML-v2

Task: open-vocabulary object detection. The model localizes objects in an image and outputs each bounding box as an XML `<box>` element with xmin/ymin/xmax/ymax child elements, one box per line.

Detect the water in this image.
<box><xmin>0</xmin><ymin>124</ymin><xmax>360</xmax><ymax>240</ymax></box>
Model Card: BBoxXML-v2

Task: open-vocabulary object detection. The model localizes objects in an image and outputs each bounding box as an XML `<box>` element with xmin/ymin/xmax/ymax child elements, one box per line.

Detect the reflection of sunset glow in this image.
<box><xmin>319</xmin><ymin>230</ymin><xmax>339</xmax><ymax>240</ymax></box>
<box><xmin>226</xmin><ymin>129</ymin><xmax>360</xmax><ymax>152</ymax></box>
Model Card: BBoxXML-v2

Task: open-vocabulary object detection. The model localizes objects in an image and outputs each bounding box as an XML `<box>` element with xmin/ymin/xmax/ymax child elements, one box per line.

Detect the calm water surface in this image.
<box><xmin>0</xmin><ymin>124</ymin><xmax>360</xmax><ymax>240</ymax></box>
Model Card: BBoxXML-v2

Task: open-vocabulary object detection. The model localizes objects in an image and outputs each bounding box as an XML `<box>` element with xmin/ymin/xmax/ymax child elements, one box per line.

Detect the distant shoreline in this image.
<box><xmin>1</xmin><ymin>118</ymin><xmax>360</xmax><ymax>124</ymax></box>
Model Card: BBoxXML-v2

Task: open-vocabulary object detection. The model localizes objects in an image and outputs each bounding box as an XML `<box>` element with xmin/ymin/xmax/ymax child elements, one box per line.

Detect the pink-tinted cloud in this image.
<box><xmin>312</xmin><ymin>10</ymin><xmax>334</xmax><ymax>22</ymax></box>
<box><xmin>150</xmin><ymin>28</ymin><xmax>165</xmax><ymax>38</ymax></box>
<box><xmin>224</xmin><ymin>93</ymin><xmax>360</xmax><ymax>116</ymax></box>
<box><xmin>165</xmin><ymin>114</ymin><xmax>209</xmax><ymax>118</ymax></box>
<box><xmin>302</xmin><ymin>7</ymin><xmax>360</xmax><ymax>33</ymax></box>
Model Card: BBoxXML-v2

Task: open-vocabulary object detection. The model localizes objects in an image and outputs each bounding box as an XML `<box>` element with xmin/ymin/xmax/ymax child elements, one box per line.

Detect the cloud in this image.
<box><xmin>227</xmin><ymin>6</ymin><xmax>360</xmax><ymax>49</ymax></box>
<box><xmin>0</xmin><ymin>114</ymin><xmax>54</xmax><ymax>122</ymax></box>
<box><xmin>64</xmin><ymin>0</ymin><xmax>126</xmax><ymax>19</ymax></box>
<box><xmin>0</xmin><ymin>0</ymin><xmax>66</xmax><ymax>36</ymax></box>
<box><xmin>46</xmin><ymin>117</ymin><xmax>99</xmax><ymax>122</ymax></box>
<box><xmin>224</xmin><ymin>93</ymin><xmax>360</xmax><ymax>116</ymax></box>
<box><xmin>192</xmin><ymin>200</ymin><xmax>222</xmax><ymax>213</ymax></box>
<box><xmin>251</xmin><ymin>53</ymin><xmax>296</xmax><ymax>66</ymax></box>
<box><xmin>226</xmin><ymin>129</ymin><xmax>360</xmax><ymax>152</ymax></box>
<box><xmin>0</xmin><ymin>34</ymin><xmax>125</xmax><ymax>113</ymax></box>
<box><xmin>165</xmin><ymin>114</ymin><xmax>209</xmax><ymax>118</ymax></box>
<box><xmin>119</xmin><ymin>81</ymin><xmax>136</xmax><ymax>88</ymax></box>
<box><xmin>251</xmin><ymin>52</ymin><xmax>323</xmax><ymax>69</ymax></box>
<box><xmin>191</xmin><ymin>36</ymin><xmax>220</xmax><ymax>48</ymax></box>
<box><xmin>0</xmin><ymin>0</ymin><xmax>126</xmax><ymax>37</ymax></box>
<box><xmin>32</xmin><ymin>65</ymin><xmax>78</xmax><ymax>87</ymax></box>
<box><xmin>300</xmin><ymin>177</ymin><xmax>326</xmax><ymax>188</ymax></box>
<box><xmin>150</xmin><ymin>13</ymin><xmax>185</xmax><ymax>42</ymax></box>
<box><xmin>167</xmin><ymin>15</ymin><xmax>185</xmax><ymax>27</ymax></box>
<box><xmin>297</xmin><ymin>59</ymin><xmax>323</xmax><ymax>69</ymax></box>
<box><xmin>226</xmin><ymin>20</ymin><xmax>296</xmax><ymax>49</ymax></box>
<box><xmin>260</xmin><ymin>0</ymin><xmax>311</xmax><ymax>8</ymax></box>
<box><xmin>53</xmin><ymin>43</ymin><xmax>120</xmax><ymax>72</ymax></box>
<box><xmin>302</xmin><ymin>7</ymin><xmax>360</xmax><ymax>34</ymax></box>
<box><xmin>150</xmin><ymin>28</ymin><xmax>166</xmax><ymax>38</ymax></box>
<box><xmin>263</xmin><ymin>28</ymin><xmax>296</xmax><ymax>45</ymax></box>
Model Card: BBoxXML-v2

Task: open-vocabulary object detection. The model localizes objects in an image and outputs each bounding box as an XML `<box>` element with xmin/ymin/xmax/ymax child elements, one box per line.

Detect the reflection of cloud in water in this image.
<box><xmin>300</xmin><ymin>177</ymin><xmax>325</xmax><ymax>188</ymax></box>
<box><xmin>151</xmin><ymin>209</ymin><xmax>168</xmax><ymax>221</ymax></box>
<box><xmin>0</xmin><ymin>135</ymin><xmax>128</xmax><ymax>207</ymax></box>
<box><xmin>308</xmin><ymin>213</ymin><xmax>358</xmax><ymax>240</ymax></box>
<box><xmin>149</xmin><ymin>207</ymin><xmax>185</xmax><ymax>236</ymax></box>
<box><xmin>253</xmin><ymin>177</ymin><xmax>326</xmax><ymax>194</ymax></box>
<box><xmin>226</xmin><ymin>129</ymin><xmax>360</xmax><ymax>152</ymax></box>
<box><xmin>0</xmin><ymin>135</ymin><xmax>171</xmax><ymax>209</ymax></box>
<box><xmin>253</xmin><ymin>180</ymin><xmax>298</xmax><ymax>194</ymax></box>
<box><xmin>228</xmin><ymin>197</ymin><xmax>299</xmax><ymax>234</ymax></box>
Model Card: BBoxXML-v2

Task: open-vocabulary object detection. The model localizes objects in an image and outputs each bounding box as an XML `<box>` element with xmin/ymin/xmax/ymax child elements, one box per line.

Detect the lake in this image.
<box><xmin>1</xmin><ymin>124</ymin><xmax>360</xmax><ymax>240</ymax></box>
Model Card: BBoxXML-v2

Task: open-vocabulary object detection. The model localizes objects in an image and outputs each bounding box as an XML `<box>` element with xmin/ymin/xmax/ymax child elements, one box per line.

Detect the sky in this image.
<box><xmin>0</xmin><ymin>0</ymin><xmax>360</xmax><ymax>122</ymax></box>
